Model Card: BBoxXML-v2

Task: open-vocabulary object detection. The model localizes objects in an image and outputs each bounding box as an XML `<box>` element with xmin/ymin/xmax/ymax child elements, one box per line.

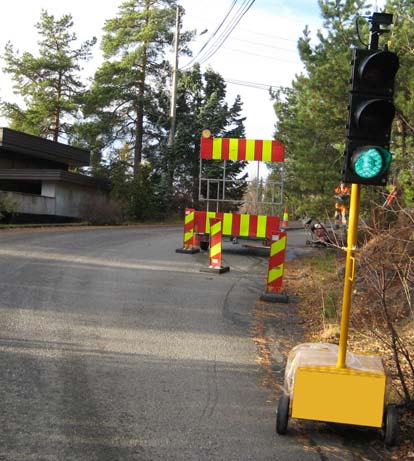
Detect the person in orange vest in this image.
<box><xmin>334</xmin><ymin>182</ymin><xmax>350</xmax><ymax>229</ymax></box>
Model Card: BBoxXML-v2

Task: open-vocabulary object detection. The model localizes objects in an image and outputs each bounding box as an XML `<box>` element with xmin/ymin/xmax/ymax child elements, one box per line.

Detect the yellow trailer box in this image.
<box><xmin>284</xmin><ymin>343</ymin><xmax>387</xmax><ymax>428</ymax></box>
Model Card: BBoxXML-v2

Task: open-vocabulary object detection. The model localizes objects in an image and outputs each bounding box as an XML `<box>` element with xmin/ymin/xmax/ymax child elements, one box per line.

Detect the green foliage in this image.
<box><xmin>0</xmin><ymin>2</ymin><xmax>247</xmax><ymax>223</ymax></box>
<box><xmin>127</xmin><ymin>164</ymin><xmax>156</xmax><ymax>221</ymax></box>
<box><xmin>322</xmin><ymin>292</ymin><xmax>337</xmax><ymax>320</ymax></box>
<box><xmin>385</xmin><ymin>0</ymin><xmax>414</xmax><ymax>208</ymax></box>
<box><xmin>167</xmin><ymin>64</ymin><xmax>247</xmax><ymax>210</ymax></box>
<box><xmin>83</xmin><ymin>0</ymin><xmax>184</xmax><ymax>175</ymax></box>
<box><xmin>270</xmin><ymin>0</ymin><xmax>414</xmax><ymax>219</ymax></box>
<box><xmin>1</xmin><ymin>10</ymin><xmax>96</xmax><ymax>141</ymax></box>
<box><xmin>310</xmin><ymin>248</ymin><xmax>338</xmax><ymax>272</ymax></box>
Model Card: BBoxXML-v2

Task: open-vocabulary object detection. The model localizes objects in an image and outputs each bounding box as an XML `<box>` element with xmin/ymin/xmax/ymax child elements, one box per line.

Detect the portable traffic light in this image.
<box><xmin>343</xmin><ymin>48</ymin><xmax>399</xmax><ymax>185</ymax></box>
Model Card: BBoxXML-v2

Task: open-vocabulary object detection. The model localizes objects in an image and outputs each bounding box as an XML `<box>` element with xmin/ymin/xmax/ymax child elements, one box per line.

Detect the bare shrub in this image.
<box><xmin>0</xmin><ymin>192</ymin><xmax>19</xmax><ymax>221</ymax></box>
<box><xmin>79</xmin><ymin>194</ymin><xmax>123</xmax><ymax>225</ymax></box>
<box><xmin>353</xmin><ymin>207</ymin><xmax>414</xmax><ymax>404</ymax></box>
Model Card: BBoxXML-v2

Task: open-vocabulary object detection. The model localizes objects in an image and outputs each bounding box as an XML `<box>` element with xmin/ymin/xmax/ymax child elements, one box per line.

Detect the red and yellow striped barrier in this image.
<box><xmin>209</xmin><ymin>218</ymin><xmax>223</xmax><ymax>269</ymax></box>
<box><xmin>200</xmin><ymin>217</ymin><xmax>230</xmax><ymax>273</ymax></box>
<box><xmin>261</xmin><ymin>231</ymin><xmax>289</xmax><ymax>302</ymax></box>
<box><xmin>194</xmin><ymin>211</ymin><xmax>279</xmax><ymax>241</ymax></box>
<box><xmin>200</xmin><ymin>137</ymin><xmax>284</xmax><ymax>163</ymax></box>
<box><xmin>184</xmin><ymin>208</ymin><xmax>196</xmax><ymax>248</ymax></box>
<box><xmin>176</xmin><ymin>208</ymin><xmax>200</xmax><ymax>254</ymax></box>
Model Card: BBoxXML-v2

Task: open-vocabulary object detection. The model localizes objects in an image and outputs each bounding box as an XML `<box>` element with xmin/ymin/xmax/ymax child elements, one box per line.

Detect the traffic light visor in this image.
<box><xmin>359</xmin><ymin>51</ymin><xmax>399</xmax><ymax>87</ymax></box>
<box><xmin>352</xmin><ymin>146</ymin><xmax>392</xmax><ymax>179</ymax></box>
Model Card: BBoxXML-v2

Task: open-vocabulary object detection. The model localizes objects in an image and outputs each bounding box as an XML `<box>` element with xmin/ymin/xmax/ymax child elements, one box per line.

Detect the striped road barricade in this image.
<box><xmin>260</xmin><ymin>231</ymin><xmax>288</xmax><ymax>303</ymax></box>
<box><xmin>176</xmin><ymin>208</ymin><xmax>200</xmax><ymax>254</ymax></box>
<box><xmin>200</xmin><ymin>217</ymin><xmax>229</xmax><ymax>274</ymax></box>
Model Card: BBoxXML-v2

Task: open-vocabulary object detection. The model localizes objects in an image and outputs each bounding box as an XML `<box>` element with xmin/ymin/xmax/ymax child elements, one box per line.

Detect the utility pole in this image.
<box><xmin>168</xmin><ymin>6</ymin><xmax>180</xmax><ymax>148</ymax></box>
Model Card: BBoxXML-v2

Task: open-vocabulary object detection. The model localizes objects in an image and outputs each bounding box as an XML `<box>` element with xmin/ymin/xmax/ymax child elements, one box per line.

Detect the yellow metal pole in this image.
<box><xmin>336</xmin><ymin>183</ymin><xmax>361</xmax><ymax>369</ymax></box>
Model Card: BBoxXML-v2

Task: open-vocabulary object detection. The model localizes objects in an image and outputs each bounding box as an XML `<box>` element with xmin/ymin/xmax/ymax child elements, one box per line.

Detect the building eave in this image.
<box><xmin>0</xmin><ymin>127</ymin><xmax>90</xmax><ymax>167</ymax></box>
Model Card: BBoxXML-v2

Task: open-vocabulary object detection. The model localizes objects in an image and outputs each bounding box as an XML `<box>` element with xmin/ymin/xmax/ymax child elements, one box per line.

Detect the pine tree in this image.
<box><xmin>84</xmin><ymin>0</ymin><xmax>187</xmax><ymax>177</ymax></box>
<box><xmin>148</xmin><ymin>64</ymin><xmax>247</xmax><ymax>212</ymax></box>
<box><xmin>1</xmin><ymin>10</ymin><xmax>96</xmax><ymax>141</ymax></box>
<box><xmin>270</xmin><ymin>0</ymin><xmax>368</xmax><ymax>217</ymax></box>
<box><xmin>385</xmin><ymin>0</ymin><xmax>414</xmax><ymax>206</ymax></box>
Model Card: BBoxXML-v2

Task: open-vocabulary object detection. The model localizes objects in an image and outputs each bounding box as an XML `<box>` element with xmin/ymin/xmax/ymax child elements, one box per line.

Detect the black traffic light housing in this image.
<box><xmin>342</xmin><ymin>47</ymin><xmax>399</xmax><ymax>185</ymax></box>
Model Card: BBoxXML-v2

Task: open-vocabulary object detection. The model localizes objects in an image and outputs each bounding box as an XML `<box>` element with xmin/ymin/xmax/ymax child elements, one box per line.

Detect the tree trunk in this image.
<box><xmin>133</xmin><ymin>58</ymin><xmax>147</xmax><ymax>176</ymax></box>
<box><xmin>53</xmin><ymin>73</ymin><xmax>62</xmax><ymax>142</ymax></box>
<box><xmin>134</xmin><ymin>100</ymin><xmax>144</xmax><ymax>177</ymax></box>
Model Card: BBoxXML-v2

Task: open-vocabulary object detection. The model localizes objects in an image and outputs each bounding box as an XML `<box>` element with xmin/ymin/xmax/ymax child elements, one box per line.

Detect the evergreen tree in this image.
<box><xmin>83</xmin><ymin>0</ymin><xmax>191</xmax><ymax>178</ymax></box>
<box><xmin>271</xmin><ymin>0</ymin><xmax>369</xmax><ymax>218</ymax></box>
<box><xmin>1</xmin><ymin>10</ymin><xmax>96</xmax><ymax>141</ymax></box>
<box><xmin>271</xmin><ymin>0</ymin><xmax>414</xmax><ymax>217</ymax></box>
<box><xmin>164</xmin><ymin>64</ymin><xmax>247</xmax><ymax>211</ymax></box>
<box><xmin>385</xmin><ymin>0</ymin><xmax>414</xmax><ymax>207</ymax></box>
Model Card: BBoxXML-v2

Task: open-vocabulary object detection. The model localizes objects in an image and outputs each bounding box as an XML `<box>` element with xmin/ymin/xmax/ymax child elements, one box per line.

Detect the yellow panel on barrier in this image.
<box><xmin>257</xmin><ymin>215</ymin><xmax>267</xmax><ymax>238</ymax></box>
<box><xmin>223</xmin><ymin>213</ymin><xmax>233</xmax><ymax>235</ymax></box>
<box><xmin>291</xmin><ymin>365</ymin><xmax>386</xmax><ymax>428</ymax></box>
<box><xmin>240</xmin><ymin>214</ymin><xmax>250</xmax><ymax>237</ymax></box>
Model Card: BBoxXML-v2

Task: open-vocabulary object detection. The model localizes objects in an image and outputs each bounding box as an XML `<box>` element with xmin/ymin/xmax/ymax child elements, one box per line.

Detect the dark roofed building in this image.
<box><xmin>0</xmin><ymin>128</ymin><xmax>110</xmax><ymax>221</ymax></box>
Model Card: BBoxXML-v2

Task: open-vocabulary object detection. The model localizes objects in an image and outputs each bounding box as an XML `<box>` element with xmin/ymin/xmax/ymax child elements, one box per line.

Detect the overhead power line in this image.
<box><xmin>182</xmin><ymin>0</ymin><xmax>238</xmax><ymax>69</ymax></box>
<box><xmin>222</xmin><ymin>46</ymin><xmax>300</xmax><ymax>64</ymax></box>
<box><xmin>224</xmin><ymin>78</ymin><xmax>283</xmax><ymax>91</ymax></box>
<box><xmin>185</xmin><ymin>0</ymin><xmax>238</xmax><ymax>68</ymax></box>
<box><xmin>196</xmin><ymin>0</ymin><xmax>256</xmax><ymax>66</ymax></box>
<box><xmin>228</xmin><ymin>36</ymin><xmax>297</xmax><ymax>53</ymax></box>
<box><xmin>238</xmin><ymin>27</ymin><xmax>298</xmax><ymax>43</ymax></box>
<box><xmin>181</xmin><ymin>0</ymin><xmax>256</xmax><ymax>69</ymax></box>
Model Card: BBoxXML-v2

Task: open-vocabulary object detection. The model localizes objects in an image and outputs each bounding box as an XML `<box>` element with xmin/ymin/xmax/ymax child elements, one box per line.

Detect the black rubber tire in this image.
<box><xmin>200</xmin><ymin>241</ymin><xmax>209</xmax><ymax>251</ymax></box>
<box><xmin>276</xmin><ymin>393</ymin><xmax>290</xmax><ymax>435</ymax></box>
<box><xmin>382</xmin><ymin>404</ymin><xmax>398</xmax><ymax>447</ymax></box>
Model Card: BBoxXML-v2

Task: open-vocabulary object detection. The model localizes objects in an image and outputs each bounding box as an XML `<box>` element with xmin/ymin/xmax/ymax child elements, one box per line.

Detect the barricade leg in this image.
<box><xmin>176</xmin><ymin>208</ymin><xmax>200</xmax><ymax>254</ymax></box>
<box><xmin>260</xmin><ymin>231</ymin><xmax>288</xmax><ymax>303</ymax></box>
<box><xmin>200</xmin><ymin>218</ymin><xmax>229</xmax><ymax>274</ymax></box>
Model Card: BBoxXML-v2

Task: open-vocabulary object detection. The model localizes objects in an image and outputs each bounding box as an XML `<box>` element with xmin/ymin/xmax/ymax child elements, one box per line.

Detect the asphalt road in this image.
<box><xmin>0</xmin><ymin>225</ymin><xmax>324</xmax><ymax>460</ymax></box>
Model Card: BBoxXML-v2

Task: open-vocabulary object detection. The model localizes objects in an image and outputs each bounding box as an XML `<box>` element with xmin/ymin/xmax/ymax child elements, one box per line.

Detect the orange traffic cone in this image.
<box><xmin>281</xmin><ymin>207</ymin><xmax>289</xmax><ymax>230</ymax></box>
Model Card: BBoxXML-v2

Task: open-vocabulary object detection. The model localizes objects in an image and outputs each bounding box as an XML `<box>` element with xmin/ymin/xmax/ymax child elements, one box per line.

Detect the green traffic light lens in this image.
<box><xmin>353</xmin><ymin>147</ymin><xmax>384</xmax><ymax>178</ymax></box>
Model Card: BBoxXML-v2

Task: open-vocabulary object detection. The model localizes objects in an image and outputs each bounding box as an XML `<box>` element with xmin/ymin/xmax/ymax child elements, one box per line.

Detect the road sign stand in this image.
<box><xmin>177</xmin><ymin>135</ymin><xmax>286</xmax><ymax>260</ymax></box>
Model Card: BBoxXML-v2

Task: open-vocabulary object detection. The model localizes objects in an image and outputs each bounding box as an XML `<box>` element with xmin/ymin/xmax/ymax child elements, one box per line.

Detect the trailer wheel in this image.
<box><xmin>200</xmin><ymin>241</ymin><xmax>209</xmax><ymax>251</ymax></box>
<box><xmin>381</xmin><ymin>404</ymin><xmax>398</xmax><ymax>447</ymax></box>
<box><xmin>275</xmin><ymin>393</ymin><xmax>290</xmax><ymax>435</ymax></box>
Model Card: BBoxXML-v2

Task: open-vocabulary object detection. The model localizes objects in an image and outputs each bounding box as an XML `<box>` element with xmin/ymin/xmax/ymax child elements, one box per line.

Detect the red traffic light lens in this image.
<box><xmin>359</xmin><ymin>51</ymin><xmax>399</xmax><ymax>87</ymax></box>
